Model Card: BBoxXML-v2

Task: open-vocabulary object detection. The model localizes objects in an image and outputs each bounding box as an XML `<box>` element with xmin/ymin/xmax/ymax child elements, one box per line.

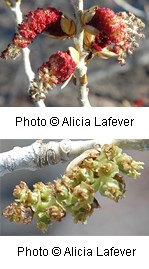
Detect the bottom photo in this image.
<box><xmin>0</xmin><ymin>139</ymin><xmax>149</xmax><ymax>236</ymax></box>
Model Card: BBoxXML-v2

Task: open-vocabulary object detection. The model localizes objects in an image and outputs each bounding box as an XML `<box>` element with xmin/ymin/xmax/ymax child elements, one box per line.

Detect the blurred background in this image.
<box><xmin>0</xmin><ymin>0</ymin><xmax>149</xmax><ymax>107</ymax></box>
<box><xmin>0</xmin><ymin>139</ymin><xmax>149</xmax><ymax>236</ymax></box>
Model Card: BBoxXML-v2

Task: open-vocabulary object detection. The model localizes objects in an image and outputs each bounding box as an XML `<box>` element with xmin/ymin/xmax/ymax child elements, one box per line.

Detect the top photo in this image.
<box><xmin>0</xmin><ymin>0</ymin><xmax>148</xmax><ymax>107</ymax></box>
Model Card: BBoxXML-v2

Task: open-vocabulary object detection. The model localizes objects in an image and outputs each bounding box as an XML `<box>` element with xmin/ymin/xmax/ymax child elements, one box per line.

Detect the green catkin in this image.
<box><xmin>3</xmin><ymin>144</ymin><xmax>144</xmax><ymax>233</ymax></box>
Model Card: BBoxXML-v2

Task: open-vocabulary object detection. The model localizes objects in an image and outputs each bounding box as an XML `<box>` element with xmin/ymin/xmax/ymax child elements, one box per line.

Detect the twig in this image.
<box><xmin>72</xmin><ymin>0</ymin><xmax>91</xmax><ymax>107</ymax></box>
<box><xmin>0</xmin><ymin>139</ymin><xmax>149</xmax><ymax>177</ymax></box>
<box><xmin>7</xmin><ymin>0</ymin><xmax>45</xmax><ymax>107</ymax></box>
<box><xmin>0</xmin><ymin>139</ymin><xmax>100</xmax><ymax>176</ymax></box>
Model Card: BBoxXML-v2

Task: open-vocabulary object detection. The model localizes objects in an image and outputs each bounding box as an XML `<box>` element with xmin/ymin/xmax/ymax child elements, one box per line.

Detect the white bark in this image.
<box><xmin>0</xmin><ymin>139</ymin><xmax>149</xmax><ymax>177</ymax></box>
<box><xmin>72</xmin><ymin>0</ymin><xmax>91</xmax><ymax>107</ymax></box>
<box><xmin>0</xmin><ymin>139</ymin><xmax>100</xmax><ymax>176</ymax></box>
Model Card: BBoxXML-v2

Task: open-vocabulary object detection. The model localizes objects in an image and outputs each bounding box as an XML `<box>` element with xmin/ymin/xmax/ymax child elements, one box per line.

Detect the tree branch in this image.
<box><xmin>72</xmin><ymin>0</ymin><xmax>91</xmax><ymax>107</ymax></box>
<box><xmin>1</xmin><ymin>139</ymin><xmax>149</xmax><ymax>177</ymax></box>
<box><xmin>0</xmin><ymin>139</ymin><xmax>99</xmax><ymax>176</ymax></box>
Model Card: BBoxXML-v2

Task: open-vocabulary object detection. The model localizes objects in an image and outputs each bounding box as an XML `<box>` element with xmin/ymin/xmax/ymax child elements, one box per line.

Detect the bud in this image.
<box><xmin>101</xmin><ymin>144</ymin><xmax>122</xmax><ymax>162</ymax></box>
<box><xmin>3</xmin><ymin>202</ymin><xmax>33</xmax><ymax>224</ymax></box>
<box><xmin>5</xmin><ymin>0</ymin><xmax>13</xmax><ymax>8</ymax></box>
<box><xmin>55</xmin><ymin>179</ymin><xmax>69</xmax><ymax>200</ymax></box>
<box><xmin>72</xmin><ymin>203</ymin><xmax>93</xmax><ymax>224</ymax></box>
<box><xmin>81</xmin><ymin>6</ymin><xmax>99</xmax><ymax>35</ymax></box>
<box><xmin>73</xmin><ymin>182</ymin><xmax>94</xmax><ymax>202</ymax></box>
<box><xmin>33</xmin><ymin>181</ymin><xmax>54</xmax><ymax>200</ymax></box>
<box><xmin>101</xmin><ymin>144</ymin><xmax>144</xmax><ymax>179</ymax></box>
<box><xmin>60</xmin><ymin>15</ymin><xmax>76</xmax><ymax>37</ymax></box>
<box><xmin>13</xmin><ymin>181</ymin><xmax>29</xmax><ymax>202</ymax></box>
<box><xmin>117</xmin><ymin>155</ymin><xmax>144</xmax><ymax>178</ymax></box>
<box><xmin>48</xmin><ymin>205</ymin><xmax>66</xmax><ymax>221</ymax></box>
<box><xmin>98</xmin><ymin>177</ymin><xmax>125</xmax><ymax>202</ymax></box>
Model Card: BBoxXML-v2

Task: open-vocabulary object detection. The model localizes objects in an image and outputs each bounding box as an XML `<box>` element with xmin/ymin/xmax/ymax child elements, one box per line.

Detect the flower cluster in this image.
<box><xmin>30</xmin><ymin>47</ymin><xmax>79</xmax><ymax>101</ymax></box>
<box><xmin>82</xmin><ymin>6</ymin><xmax>145</xmax><ymax>65</ymax></box>
<box><xmin>1</xmin><ymin>7</ymin><xmax>76</xmax><ymax>60</ymax></box>
<box><xmin>3</xmin><ymin>144</ymin><xmax>144</xmax><ymax>233</ymax></box>
<box><xmin>0</xmin><ymin>5</ymin><xmax>145</xmax><ymax>101</ymax></box>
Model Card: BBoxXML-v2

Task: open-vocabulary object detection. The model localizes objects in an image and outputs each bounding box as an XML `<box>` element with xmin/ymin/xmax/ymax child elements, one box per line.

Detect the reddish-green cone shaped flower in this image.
<box><xmin>30</xmin><ymin>47</ymin><xmax>79</xmax><ymax>101</ymax></box>
<box><xmin>1</xmin><ymin>7</ymin><xmax>76</xmax><ymax>59</ymax></box>
<box><xmin>84</xmin><ymin>7</ymin><xmax>127</xmax><ymax>47</ymax></box>
<box><xmin>82</xmin><ymin>6</ymin><xmax>145</xmax><ymax>64</ymax></box>
<box><xmin>38</xmin><ymin>51</ymin><xmax>76</xmax><ymax>85</ymax></box>
<box><xmin>18</xmin><ymin>8</ymin><xmax>64</xmax><ymax>40</ymax></box>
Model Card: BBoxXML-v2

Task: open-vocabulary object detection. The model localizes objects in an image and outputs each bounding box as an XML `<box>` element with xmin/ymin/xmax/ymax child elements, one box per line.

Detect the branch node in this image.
<box><xmin>46</xmin><ymin>148</ymin><xmax>57</xmax><ymax>165</ymax></box>
<box><xmin>59</xmin><ymin>139</ymin><xmax>71</xmax><ymax>160</ymax></box>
